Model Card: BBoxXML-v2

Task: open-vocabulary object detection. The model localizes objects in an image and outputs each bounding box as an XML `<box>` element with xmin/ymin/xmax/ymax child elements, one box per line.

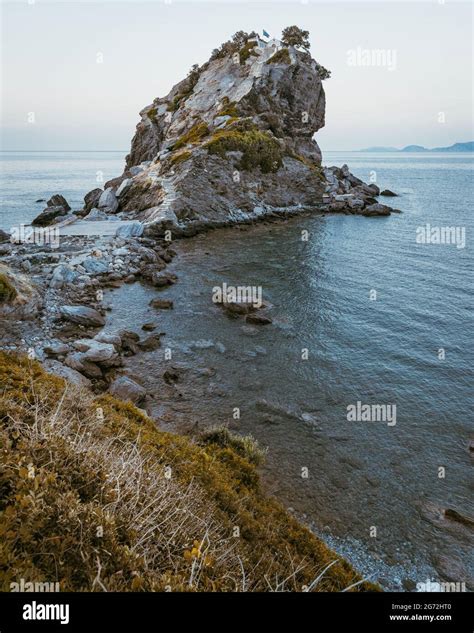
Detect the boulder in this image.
<box><xmin>83</xmin><ymin>188</ymin><xmax>103</xmax><ymax>213</ymax></box>
<box><xmin>98</xmin><ymin>187</ymin><xmax>119</xmax><ymax>213</ymax></box>
<box><xmin>72</xmin><ymin>338</ymin><xmax>118</xmax><ymax>363</ymax></box>
<box><xmin>380</xmin><ymin>189</ymin><xmax>398</xmax><ymax>197</ymax></box>
<box><xmin>142</xmin><ymin>322</ymin><xmax>157</xmax><ymax>331</ymax></box>
<box><xmin>0</xmin><ymin>229</ymin><xmax>10</xmax><ymax>243</ymax></box>
<box><xmin>115</xmin><ymin>222</ymin><xmax>144</xmax><ymax>238</ymax></box>
<box><xmin>151</xmin><ymin>272</ymin><xmax>177</xmax><ymax>287</ymax></box>
<box><xmin>82</xmin><ymin>258</ymin><xmax>109</xmax><ymax>274</ymax></box>
<box><xmin>221</xmin><ymin>301</ymin><xmax>255</xmax><ymax>318</ymax></box>
<box><xmin>50</xmin><ymin>265</ymin><xmax>80</xmax><ymax>288</ymax></box>
<box><xmin>83</xmin><ymin>208</ymin><xmax>109</xmax><ymax>221</ymax></box>
<box><xmin>119</xmin><ymin>329</ymin><xmax>141</xmax><ymax>355</ymax></box>
<box><xmin>64</xmin><ymin>352</ymin><xmax>103</xmax><ymax>379</ymax></box>
<box><xmin>362</xmin><ymin>203</ymin><xmax>392</xmax><ymax>217</ymax></box>
<box><xmin>138</xmin><ymin>333</ymin><xmax>161</xmax><ymax>351</ymax></box>
<box><xmin>59</xmin><ymin>305</ymin><xmax>105</xmax><ymax>327</ymax></box>
<box><xmin>109</xmin><ymin>376</ymin><xmax>146</xmax><ymax>405</ymax></box>
<box><xmin>32</xmin><ymin>205</ymin><xmax>68</xmax><ymax>227</ymax></box>
<box><xmin>43</xmin><ymin>359</ymin><xmax>92</xmax><ymax>389</ymax></box>
<box><xmin>47</xmin><ymin>194</ymin><xmax>71</xmax><ymax>211</ymax></box>
<box><xmin>44</xmin><ymin>341</ymin><xmax>71</xmax><ymax>357</ymax></box>
<box><xmin>94</xmin><ymin>331</ymin><xmax>122</xmax><ymax>349</ymax></box>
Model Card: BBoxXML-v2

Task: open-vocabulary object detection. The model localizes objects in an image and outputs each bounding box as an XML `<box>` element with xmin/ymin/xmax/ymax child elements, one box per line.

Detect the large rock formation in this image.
<box><xmin>86</xmin><ymin>36</ymin><xmax>328</xmax><ymax>236</ymax></box>
<box><xmin>83</xmin><ymin>32</ymin><xmax>397</xmax><ymax>236</ymax></box>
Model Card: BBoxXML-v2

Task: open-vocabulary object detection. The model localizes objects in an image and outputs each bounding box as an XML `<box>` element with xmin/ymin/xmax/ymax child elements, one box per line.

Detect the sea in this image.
<box><xmin>1</xmin><ymin>149</ymin><xmax>472</xmax><ymax>590</ymax></box>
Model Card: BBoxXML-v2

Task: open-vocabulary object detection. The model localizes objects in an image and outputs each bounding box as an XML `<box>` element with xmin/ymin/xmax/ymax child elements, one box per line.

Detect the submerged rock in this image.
<box><xmin>380</xmin><ymin>189</ymin><xmax>398</xmax><ymax>197</ymax></box>
<box><xmin>150</xmin><ymin>298</ymin><xmax>173</xmax><ymax>309</ymax></box>
<box><xmin>138</xmin><ymin>333</ymin><xmax>162</xmax><ymax>351</ymax></box>
<box><xmin>246</xmin><ymin>313</ymin><xmax>272</xmax><ymax>325</ymax></box>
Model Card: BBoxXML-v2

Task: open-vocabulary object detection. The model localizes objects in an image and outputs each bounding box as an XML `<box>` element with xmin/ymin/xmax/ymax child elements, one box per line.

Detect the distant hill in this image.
<box><xmin>402</xmin><ymin>145</ymin><xmax>428</xmax><ymax>152</ymax></box>
<box><xmin>430</xmin><ymin>142</ymin><xmax>474</xmax><ymax>152</ymax></box>
<box><xmin>360</xmin><ymin>142</ymin><xmax>473</xmax><ymax>153</ymax></box>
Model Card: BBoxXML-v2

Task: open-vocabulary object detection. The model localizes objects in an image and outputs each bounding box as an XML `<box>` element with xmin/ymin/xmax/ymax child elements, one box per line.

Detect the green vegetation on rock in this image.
<box><xmin>218</xmin><ymin>98</ymin><xmax>240</xmax><ymax>118</ymax></box>
<box><xmin>172</xmin><ymin>122</ymin><xmax>210</xmax><ymax>150</ymax></box>
<box><xmin>239</xmin><ymin>40</ymin><xmax>258</xmax><ymax>65</ymax></box>
<box><xmin>146</xmin><ymin>107</ymin><xmax>158</xmax><ymax>122</ymax></box>
<box><xmin>0</xmin><ymin>352</ymin><xmax>378</xmax><ymax>592</ymax></box>
<box><xmin>315</xmin><ymin>62</ymin><xmax>331</xmax><ymax>80</ymax></box>
<box><xmin>205</xmin><ymin>128</ymin><xmax>283</xmax><ymax>173</ymax></box>
<box><xmin>169</xmin><ymin>150</ymin><xmax>192</xmax><ymax>167</ymax></box>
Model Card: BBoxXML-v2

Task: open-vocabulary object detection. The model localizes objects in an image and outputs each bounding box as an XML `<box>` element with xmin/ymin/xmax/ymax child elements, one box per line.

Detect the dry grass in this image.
<box><xmin>0</xmin><ymin>352</ymin><xmax>379</xmax><ymax>592</ymax></box>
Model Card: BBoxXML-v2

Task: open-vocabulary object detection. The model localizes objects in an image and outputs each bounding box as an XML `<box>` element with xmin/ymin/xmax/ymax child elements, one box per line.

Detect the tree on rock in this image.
<box><xmin>281</xmin><ymin>26</ymin><xmax>311</xmax><ymax>51</ymax></box>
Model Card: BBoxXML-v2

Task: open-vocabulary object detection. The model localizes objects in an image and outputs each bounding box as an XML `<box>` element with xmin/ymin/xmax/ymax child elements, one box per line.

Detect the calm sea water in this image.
<box><xmin>0</xmin><ymin>151</ymin><xmax>126</xmax><ymax>230</ymax></box>
<box><xmin>1</xmin><ymin>150</ymin><xmax>473</xmax><ymax>588</ymax></box>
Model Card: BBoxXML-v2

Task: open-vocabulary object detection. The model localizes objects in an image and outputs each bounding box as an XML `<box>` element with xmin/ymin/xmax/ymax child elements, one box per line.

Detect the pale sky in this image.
<box><xmin>1</xmin><ymin>0</ymin><xmax>472</xmax><ymax>151</ymax></box>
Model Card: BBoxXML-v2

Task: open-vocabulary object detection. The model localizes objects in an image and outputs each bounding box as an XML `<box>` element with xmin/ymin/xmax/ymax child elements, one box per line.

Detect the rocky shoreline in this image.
<box><xmin>0</xmin><ymin>161</ymin><xmax>399</xmax><ymax>404</ymax></box>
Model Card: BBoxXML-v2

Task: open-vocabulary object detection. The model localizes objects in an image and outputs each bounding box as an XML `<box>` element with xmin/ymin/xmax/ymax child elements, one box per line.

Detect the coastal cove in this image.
<box><xmin>96</xmin><ymin>150</ymin><xmax>472</xmax><ymax>589</ymax></box>
<box><xmin>0</xmin><ymin>150</ymin><xmax>472</xmax><ymax>592</ymax></box>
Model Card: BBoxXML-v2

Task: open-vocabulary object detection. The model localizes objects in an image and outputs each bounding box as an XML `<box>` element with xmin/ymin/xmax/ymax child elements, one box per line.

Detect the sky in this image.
<box><xmin>1</xmin><ymin>0</ymin><xmax>473</xmax><ymax>152</ymax></box>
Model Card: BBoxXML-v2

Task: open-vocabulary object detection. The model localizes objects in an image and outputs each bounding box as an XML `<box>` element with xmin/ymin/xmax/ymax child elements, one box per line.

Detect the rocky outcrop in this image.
<box><xmin>32</xmin><ymin>195</ymin><xmax>71</xmax><ymax>227</ymax></box>
<box><xmin>84</xmin><ymin>33</ymin><xmax>330</xmax><ymax>235</ymax></box>
<box><xmin>80</xmin><ymin>31</ymin><xmax>400</xmax><ymax>234</ymax></box>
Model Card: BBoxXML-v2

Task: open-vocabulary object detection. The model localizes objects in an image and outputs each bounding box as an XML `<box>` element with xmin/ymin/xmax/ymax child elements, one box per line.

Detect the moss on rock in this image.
<box><xmin>172</xmin><ymin>122</ymin><xmax>210</xmax><ymax>150</ymax></box>
<box><xmin>0</xmin><ymin>273</ymin><xmax>17</xmax><ymax>304</ymax></box>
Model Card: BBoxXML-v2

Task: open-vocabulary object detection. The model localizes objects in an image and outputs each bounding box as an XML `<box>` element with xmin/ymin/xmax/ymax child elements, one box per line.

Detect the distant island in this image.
<box><xmin>360</xmin><ymin>142</ymin><xmax>474</xmax><ymax>153</ymax></box>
